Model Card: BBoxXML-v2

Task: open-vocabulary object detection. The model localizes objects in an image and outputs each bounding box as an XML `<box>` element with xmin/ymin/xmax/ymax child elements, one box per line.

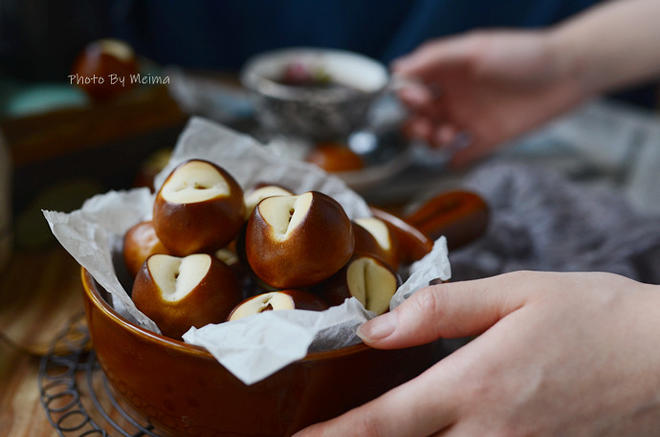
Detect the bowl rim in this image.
<box><xmin>81</xmin><ymin>267</ymin><xmax>371</xmax><ymax>363</ymax></box>
<box><xmin>240</xmin><ymin>47</ymin><xmax>389</xmax><ymax>102</ymax></box>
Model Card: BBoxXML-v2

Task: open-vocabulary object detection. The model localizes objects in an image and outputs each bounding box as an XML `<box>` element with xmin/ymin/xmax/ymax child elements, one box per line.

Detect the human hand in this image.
<box><xmin>394</xmin><ymin>31</ymin><xmax>588</xmax><ymax>166</ymax></box>
<box><xmin>294</xmin><ymin>271</ymin><xmax>660</xmax><ymax>436</ymax></box>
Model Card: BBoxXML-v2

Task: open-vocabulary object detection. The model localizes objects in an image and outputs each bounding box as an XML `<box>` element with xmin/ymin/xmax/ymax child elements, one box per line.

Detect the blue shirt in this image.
<box><xmin>112</xmin><ymin>0</ymin><xmax>600</xmax><ymax>69</ymax></box>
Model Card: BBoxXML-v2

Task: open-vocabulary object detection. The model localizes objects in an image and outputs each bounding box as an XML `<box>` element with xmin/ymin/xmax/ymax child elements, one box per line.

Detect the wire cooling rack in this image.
<box><xmin>38</xmin><ymin>314</ymin><xmax>162</xmax><ymax>437</ymax></box>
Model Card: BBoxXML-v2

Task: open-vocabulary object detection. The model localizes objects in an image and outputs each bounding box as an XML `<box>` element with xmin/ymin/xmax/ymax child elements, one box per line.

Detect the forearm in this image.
<box><xmin>549</xmin><ymin>0</ymin><xmax>660</xmax><ymax>96</ymax></box>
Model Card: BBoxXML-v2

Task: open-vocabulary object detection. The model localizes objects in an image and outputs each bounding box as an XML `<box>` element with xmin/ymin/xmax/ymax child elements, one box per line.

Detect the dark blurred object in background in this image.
<box><xmin>0</xmin><ymin>0</ymin><xmax>112</xmax><ymax>80</ymax></box>
<box><xmin>71</xmin><ymin>39</ymin><xmax>139</xmax><ymax>100</ymax></box>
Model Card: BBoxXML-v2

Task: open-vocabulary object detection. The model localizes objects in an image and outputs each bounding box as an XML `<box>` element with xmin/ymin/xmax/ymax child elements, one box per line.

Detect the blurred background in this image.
<box><xmin>2</xmin><ymin>0</ymin><xmax>658</xmax><ymax>246</ymax></box>
<box><xmin>1</xmin><ymin>1</ymin><xmax>659</xmax><ymax>434</ymax></box>
<box><xmin>2</xmin><ymin>0</ymin><xmax>657</xmax><ymax>113</ymax></box>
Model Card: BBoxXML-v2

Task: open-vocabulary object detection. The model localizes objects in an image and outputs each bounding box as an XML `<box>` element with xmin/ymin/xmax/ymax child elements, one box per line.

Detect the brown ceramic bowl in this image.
<box><xmin>81</xmin><ymin>190</ymin><xmax>489</xmax><ymax>436</ymax></box>
<box><xmin>82</xmin><ymin>269</ymin><xmax>435</xmax><ymax>436</ymax></box>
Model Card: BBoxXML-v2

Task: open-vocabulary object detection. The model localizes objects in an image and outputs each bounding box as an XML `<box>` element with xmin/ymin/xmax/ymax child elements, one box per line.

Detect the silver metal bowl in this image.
<box><xmin>241</xmin><ymin>48</ymin><xmax>388</xmax><ymax>141</ymax></box>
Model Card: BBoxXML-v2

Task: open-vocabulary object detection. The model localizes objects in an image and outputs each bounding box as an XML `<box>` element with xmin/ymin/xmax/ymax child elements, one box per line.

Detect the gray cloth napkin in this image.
<box><xmin>450</xmin><ymin>162</ymin><xmax>660</xmax><ymax>284</ymax></box>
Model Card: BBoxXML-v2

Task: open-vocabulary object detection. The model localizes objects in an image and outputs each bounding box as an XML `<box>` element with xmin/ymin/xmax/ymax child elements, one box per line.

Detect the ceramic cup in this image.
<box><xmin>241</xmin><ymin>48</ymin><xmax>388</xmax><ymax>141</ymax></box>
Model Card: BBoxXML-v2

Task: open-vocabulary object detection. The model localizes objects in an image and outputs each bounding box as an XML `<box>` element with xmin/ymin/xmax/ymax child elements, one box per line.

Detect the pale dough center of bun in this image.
<box><xmin>347</xmin><ymin>257</ymin><xmax>397</xmax><ymax>315</ymax></box>
<box><xmin>148</xmin><ymin>254</ymin><xmax>211</xmax><ymax>302</ymax></box>
<box><xmin>98</xmin><ymin>39</ymin><xmax>134</xmax><ymax>61</ymax></box>
<box><xmin>355</xmin><ymin>217</ymin><xmax>391</xmax><ymax>250</ymax></box>
<box><xmin>244</xmin><ymin>186</ymin><xmax>292</xmax><ymax>219</ymax></box>
<box><xmin>214</xmin><ymin>248</ymin><xmax>238</xmax><ymax>266</ymax></box>
<box><xmin>229</xmin><ymin>292</ymin><xmax>295</xmax><ymax>321</ymax></box>
<box><xmin>259</xmin><ymin>192</ymin><xmax>313</xmax><ymax>240</ymax></box>
<box><xmin>161</xmin><ymin>161</ymin><xmax>230</xmax><ymax>204</ymax></box>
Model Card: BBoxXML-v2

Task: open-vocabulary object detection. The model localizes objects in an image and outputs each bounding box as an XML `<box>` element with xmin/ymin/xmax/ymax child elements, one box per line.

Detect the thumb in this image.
<box><xmin>357</xmin><ymin>272</ymin><xmax>532</xmax><ymax>349</ymax></box>
<box><xmin>392</xmin><ymin>34</ymin><xmax>478</xmax><ymax>81</ymax></box>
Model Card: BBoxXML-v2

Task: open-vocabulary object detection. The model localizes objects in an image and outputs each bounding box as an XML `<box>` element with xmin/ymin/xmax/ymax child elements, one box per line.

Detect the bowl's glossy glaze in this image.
<box><xmin>82</xmin><ymin>269</ymin><xmax>436</xmax><ymax>436</ymax></box>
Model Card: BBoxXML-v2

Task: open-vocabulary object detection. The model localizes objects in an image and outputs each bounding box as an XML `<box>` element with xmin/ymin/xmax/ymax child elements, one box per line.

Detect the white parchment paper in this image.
<box><xmin>44</xmin><ymin>117</ymin><xmax>451</xmax><ymax>385</ymax></box>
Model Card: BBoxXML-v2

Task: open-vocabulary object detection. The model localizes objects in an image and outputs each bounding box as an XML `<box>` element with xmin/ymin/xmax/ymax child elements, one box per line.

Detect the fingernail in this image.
<box><xmin>357</xmin><ymin>312</ymin><xmax>397</xmax><ymax>342</ymax></box>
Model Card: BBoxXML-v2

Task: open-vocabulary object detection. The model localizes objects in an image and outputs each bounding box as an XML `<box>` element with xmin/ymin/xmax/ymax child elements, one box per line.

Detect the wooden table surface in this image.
<box><xmin>0</xmin><ymin>246</ymin><xmax>82</xmax><ymax>436</ymax></box>
<box><xmin>0</xmin><ymin>339</ymin><xmax>52</xmax><ymax>436</ymax></box>
<box><xmin>0</xmin><ymin>246</ymin><xmax>152</xmax><ymax>436</ymax></box>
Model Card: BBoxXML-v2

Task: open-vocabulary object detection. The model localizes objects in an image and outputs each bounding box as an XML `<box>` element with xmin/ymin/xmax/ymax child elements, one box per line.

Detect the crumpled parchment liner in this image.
<box><xmin>44</xmin><ymin>189</ymin><xmax>159</xmax><ymax>331</ymax></box>
<box><xmin>43</xmin><ymin>117</ymin><xmax>451</xmax><ymax>385</ymax></box>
